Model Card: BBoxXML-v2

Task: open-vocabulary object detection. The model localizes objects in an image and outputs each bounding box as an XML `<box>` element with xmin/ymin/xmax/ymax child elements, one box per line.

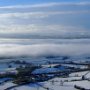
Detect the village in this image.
<box><xmin>0</xmin><ymin>60</ymin><xmax>90</xmax><ymax>90</ymax></box>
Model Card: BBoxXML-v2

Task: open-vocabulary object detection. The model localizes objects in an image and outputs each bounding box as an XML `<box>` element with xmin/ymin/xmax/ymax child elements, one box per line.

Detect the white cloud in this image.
<box><xmin>0</xmin><ymin>44</ymin><xmax>90</xmax><ymax>57</ymax></box>
<box><xmin>0</xmin><ymin>24</ymin><xmax>89</xmax><ymax>39</ymax></box>
<box><xmin>0</xmin><ymin>24</ymin><xmax>87</xmax><ymax>34</ymax></box>
<box><xmin>0</xmin><ymin>11</ymin><xmax>89</xmax><ymax>19</ymax></box>
<box><xmin>0</xmin><ymin>1</ymin><xmax>89</xmax><ymax>60</ymax></box>
<box><xmin>0</xmin><ymin>2</ymin><xmax>89</xmax><ymax>39</ymax></box>
<box><xmin>0</xmin><ymin>2</ymin><xmax>90</xmax><ymax>9</ymax></box>
<box><xmin>0</xmin><ymin>12</ymin><xmax>48</xmax><ymax>19</ymax></box>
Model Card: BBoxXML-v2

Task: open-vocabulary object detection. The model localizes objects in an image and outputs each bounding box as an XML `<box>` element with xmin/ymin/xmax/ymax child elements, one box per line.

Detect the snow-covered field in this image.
<box><xmin>0</xmin><ymin>70</ymin><xmax>90</xmax><ymax>90</ymax></box>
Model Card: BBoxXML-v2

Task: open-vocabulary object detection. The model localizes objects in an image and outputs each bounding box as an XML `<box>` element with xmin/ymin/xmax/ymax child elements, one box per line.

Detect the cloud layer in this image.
<box><xmin>0</xmin><ymin>43</ymin><xmax>90</xmax><ymax>58</ymax></box>
<box><xmin>0</xmin><ymin>1</ymin><xmax>90</xmax><ymax>39</ymax></box>
<box><xmin>0</xmin><ymin>1</ymin><xmax>90</xmax><ymax>59</ymax></box>
<box><xmin>0</xmin><ymin>2</ymin><xmax>90</xmax><ymax>9</ymax></box>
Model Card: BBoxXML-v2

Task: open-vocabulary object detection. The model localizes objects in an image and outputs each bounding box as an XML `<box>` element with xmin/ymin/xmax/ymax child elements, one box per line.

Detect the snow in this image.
<box><xmin>1</xmin><ymin>71</ymin><xmax>90</xmax><ymax>90</ymax></box>
<box><xmin>0</xmin><ymin>62</ymin><xmax>90</xmax><ymax>90</ymax></box>
<box><xmin>32</xmin><ymin>67</ymin><xmax>60</xmax><ymax>74</ymax></box>
<box><xmin>32</xmin><ymin>65</ymin><xmax>68</xmax><ymax>74</ymax></box>
<box><xmin>0</xmin><ymin>63</ymin><xmax>19</xmax><ymax>72</ymax></box>
<box><xmin>41</xmin><ymin>64</ymin><xmax>59</xmax><ymax>68</ymax></box>
<box><xmin>62</xmin><ymin>64</ymin><xmax>88</xmax><ymax>69</ymax></box>
<box><xmin>85</xmin><ymin>72</ymin><xmax>90</xmax><ymax>78</ymax></box>
<box><xmin>39</xmin><ymin>76</ymin><xmax>90</xmax><ymax>90</ymax></box>
<box><xmin>0</xmin><ymin>78</ymin><xmax>12</xmax><ymax>83</ymax></box>
<box><xmin>69</xmin><ymin>71</ymin><xmax>90</xmax><ymax>78</ymax></box>
<box><xmin>11</xmin><ymin>84</ymin><xmax>41</xmax><ymax>90</ymax></box>
<box><xmin>0</xmin><ymin>81</ymin><xmax>16</xmax><ymax>90</ymax></box>
<box><xmin>69</xmin><ymin>71</ymin><xmax>89</xmax><ymax>77</ymax></box>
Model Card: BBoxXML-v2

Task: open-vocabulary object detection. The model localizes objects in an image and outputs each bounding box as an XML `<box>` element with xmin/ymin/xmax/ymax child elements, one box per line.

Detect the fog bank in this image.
<box><xmin>0</xmin><ymin>44</ymin><xmax>90</xmax><ymax>58</ymax></box>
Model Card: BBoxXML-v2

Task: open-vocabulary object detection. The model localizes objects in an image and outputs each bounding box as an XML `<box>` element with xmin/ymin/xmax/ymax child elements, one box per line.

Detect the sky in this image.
<box><xmin>0</xmin><ymin>0</ymin><xmax>90</xmax><ymax>39</ymax></box>
<box><xmin>0</xmin><ymin>0</ymin><xmax>90</xmax><ymax>58</ymax></box>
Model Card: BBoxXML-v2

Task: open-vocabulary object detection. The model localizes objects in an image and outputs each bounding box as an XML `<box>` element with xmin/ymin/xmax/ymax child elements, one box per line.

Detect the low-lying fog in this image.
<box><xmin>0</xmin><ymin>39</ymin><xmax>90</xmax><ymax>59</ymax></box>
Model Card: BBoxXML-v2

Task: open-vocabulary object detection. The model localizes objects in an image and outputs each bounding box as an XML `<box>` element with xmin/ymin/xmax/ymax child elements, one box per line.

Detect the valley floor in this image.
<box><xmin>0</xmin><ymin>70</ymin><xmax>90</xmax><ymax>90</ymax></box>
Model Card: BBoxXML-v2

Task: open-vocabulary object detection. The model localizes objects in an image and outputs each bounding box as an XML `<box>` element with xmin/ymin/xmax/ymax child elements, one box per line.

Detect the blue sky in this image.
<box><xmin>0</xmin><ymin>0</ymin><xmax>90</xmax><ymax>6</ymax></box>
<box><xmin>0</xmin><ymin>0</ymin><xmax>89</xmax><ymax>39</ymax></box>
